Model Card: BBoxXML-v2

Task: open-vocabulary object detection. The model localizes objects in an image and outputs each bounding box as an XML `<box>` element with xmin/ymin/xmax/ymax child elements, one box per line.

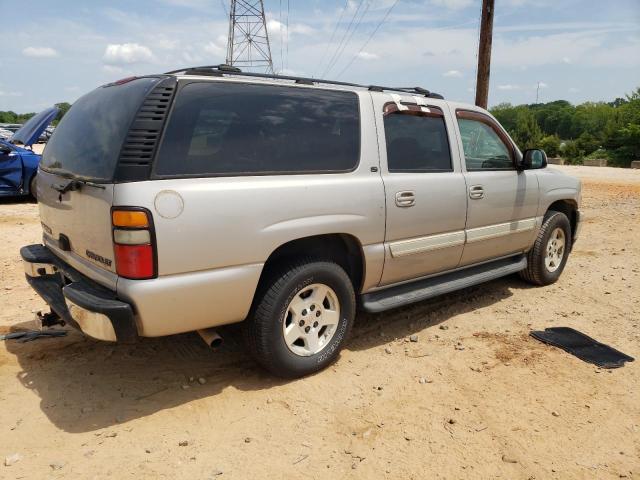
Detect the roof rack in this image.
<box><xmin>163</xmin><ymin>64</ymin><xmax>444</xmax><ymax>99</ymax></box>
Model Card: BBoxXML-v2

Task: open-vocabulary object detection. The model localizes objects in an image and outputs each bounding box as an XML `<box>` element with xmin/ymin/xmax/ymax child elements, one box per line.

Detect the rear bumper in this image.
<box><xmin>20</xmin><ymin>244</ymin><xmax>138</xmax><ymax>343</ymax></box>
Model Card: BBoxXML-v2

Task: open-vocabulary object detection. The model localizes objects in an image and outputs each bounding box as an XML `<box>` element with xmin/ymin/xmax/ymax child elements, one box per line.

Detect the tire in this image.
<box><xmin>244</xmin><ymin>259</ymin><xmax>356</xmax><ymax>378</ymax></box>
<box><xmin>29</xmin><ymin>175</ymin><xmax>37</xmax><ymax>201</ymax></box>
<box><xmin>520</xmin><ymin>210</ymin><xmax>572</xmax><ymax>286</ymax></box>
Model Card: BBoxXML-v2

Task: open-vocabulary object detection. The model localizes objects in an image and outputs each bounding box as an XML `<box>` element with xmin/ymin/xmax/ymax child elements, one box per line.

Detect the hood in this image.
<box><xmin>11</xmin><ymin>106</ymin><xmax>59</xmax><ymax>147</ymax></box>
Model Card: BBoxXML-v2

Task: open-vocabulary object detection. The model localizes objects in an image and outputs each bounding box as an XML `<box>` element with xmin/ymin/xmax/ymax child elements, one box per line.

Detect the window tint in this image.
<box><xmin>155</xmin><ymin>82</ymin><xmax>360</xmax><ymax>176</ymax></box>
<box><xmin>41</xmin><ymin>77</ymin><xmax>161</xmax><ymax>181</ymax></box>
<box><xmin>383</xmin><ymin>112</ymin><xmax>452</xmax><ymax>172</ymax></box>
<box><xmin>457</xmin><ymin>117</ymin><xmax>513</xmax><ymax>170</ymax></box>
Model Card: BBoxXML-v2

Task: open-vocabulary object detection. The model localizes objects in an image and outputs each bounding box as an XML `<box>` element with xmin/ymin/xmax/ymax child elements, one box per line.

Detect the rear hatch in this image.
<box><xmin>38</xmin><ymin>76</ymin><xmax>173</xmax><ymax>289</ymax></box>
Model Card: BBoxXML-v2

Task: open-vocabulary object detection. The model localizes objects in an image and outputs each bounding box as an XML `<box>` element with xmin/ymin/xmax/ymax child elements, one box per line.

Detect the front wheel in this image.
<box><xmin>520</xmin><ymin>210</ymin><xmax>572</xmax><ymax>286</ymax></box>
<box><xmin>244</xmin><ymin>260</ymin><xmax>355</xmax><ymax>378</ymax></box>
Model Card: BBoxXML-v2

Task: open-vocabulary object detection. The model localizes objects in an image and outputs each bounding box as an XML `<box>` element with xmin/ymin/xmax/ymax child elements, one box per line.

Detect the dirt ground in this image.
<box><xmin>1</xmin><ymin>165</ymin><xmax>638</xmax><ymax>479</ymax></box>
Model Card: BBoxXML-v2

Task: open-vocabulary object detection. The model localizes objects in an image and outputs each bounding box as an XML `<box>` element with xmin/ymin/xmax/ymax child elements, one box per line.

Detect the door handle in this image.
<box><xmin>395</xmin><ymin>191</ymin><xmax>416</xmax><ymax>207</ymax></box>
<box><xmin>469</xmin><ymin>185</ymin><xmax>484</xmax><ymax>199</ymax></box>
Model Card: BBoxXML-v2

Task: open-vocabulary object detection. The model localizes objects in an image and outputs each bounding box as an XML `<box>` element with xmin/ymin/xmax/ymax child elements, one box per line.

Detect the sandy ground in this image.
<box><xmin>0</xmin><ymin>165</ymin><xmax>639</xmax><ymax>479</ymax></box>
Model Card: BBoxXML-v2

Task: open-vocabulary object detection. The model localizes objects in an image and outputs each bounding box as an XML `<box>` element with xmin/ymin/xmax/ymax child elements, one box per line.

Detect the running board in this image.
<box><xmin>361</xmin><ymin>255</ymin><xmax>527</xmax><ymax>313</ymax></box>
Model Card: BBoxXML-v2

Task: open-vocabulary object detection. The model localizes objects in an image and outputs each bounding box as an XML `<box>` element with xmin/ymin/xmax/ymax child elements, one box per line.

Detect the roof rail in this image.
<box><xmin>163</xmin><ymin>64</ymin><xmax>444</xmax><ymax>99</ymax></box>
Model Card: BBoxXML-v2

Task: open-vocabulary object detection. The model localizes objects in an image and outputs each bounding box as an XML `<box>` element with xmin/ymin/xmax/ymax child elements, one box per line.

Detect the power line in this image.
<box><xmin>279</xmin><ymin>0</ymin><xmax>284</xmax><ymax>72</ymax></box>
<box><xmin>313</xmin><ymin>1</ymin><xmax>349</xmax><ymax>78</ymax></box>
<box><xmin>321</xmin><ymin>0</ymin><xmax>366</xmax><ymax>78</ymax></box>
<box><xmin>324</xmin><ymin>0</ymin><xmax>372</xmax><ymax>78</ymax></box>
<box><xmin>336</xmin><ymin>0</ymin><xmax>400</xmax><ymax>79</ymax></box>
<box><xmin>285</xmin><ymin>0</ymin><xmax>290</xmax><ymax>71</ymax></box>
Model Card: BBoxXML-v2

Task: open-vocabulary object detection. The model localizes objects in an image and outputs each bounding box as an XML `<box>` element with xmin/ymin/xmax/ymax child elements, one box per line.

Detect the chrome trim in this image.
<box><xmin>66</xmin><ymin>300</ymin><xmax>117</xmax><ymax>342</ymax></box>
<box><xmin>24</xmin><ymin>261</ymin><xmax>58</xmax><ymax>277</ymax></box>
<box><xmin>466</xmin><ymin>217</ymin><xmax>538</xmax><ymax>243</ymax></box>
<box><xmin>389</xmin><ymin>230</ymin><xmax>465</xmax><ymax>258</ymax></box>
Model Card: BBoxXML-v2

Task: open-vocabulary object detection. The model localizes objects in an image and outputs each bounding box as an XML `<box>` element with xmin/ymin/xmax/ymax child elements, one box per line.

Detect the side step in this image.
<box><xmin>361</xmin><ymin>255</ymin><xmax>527</xmax><ymax>313</ymax></box>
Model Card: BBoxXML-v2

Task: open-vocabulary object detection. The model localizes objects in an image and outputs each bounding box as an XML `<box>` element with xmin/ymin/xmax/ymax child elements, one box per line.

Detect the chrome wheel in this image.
<box><xmin>544</xmin><ymin>227</ymin><xmax>565</xmax><ymax>273</ymax></box>
<box><xmin>282</xmin><ymin>283</ymin><xmax>340</xmax><ymax>357</ymax></box>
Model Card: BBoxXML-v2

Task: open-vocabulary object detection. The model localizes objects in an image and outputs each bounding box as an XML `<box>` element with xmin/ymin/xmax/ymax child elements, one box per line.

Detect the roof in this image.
<box><xmin>165</xmin><ymin>64</ymin><xmax>445</xmax><ymax>100</ymax></box>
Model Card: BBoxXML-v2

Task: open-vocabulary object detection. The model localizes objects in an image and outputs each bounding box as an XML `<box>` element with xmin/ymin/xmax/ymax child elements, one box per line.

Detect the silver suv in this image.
<box><xmin>21</xmin><ymin>65</ymin><xmax>581</xmax><ymax>377</ymax></box>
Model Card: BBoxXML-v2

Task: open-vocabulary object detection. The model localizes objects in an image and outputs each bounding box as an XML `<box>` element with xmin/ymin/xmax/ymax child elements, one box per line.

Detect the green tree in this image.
<box><xmin>511</xmin><ymin>108</ymin><xmax>543</xmax><ymax>150</ymax></box>
<box><xmin>538</xmin><ymin>134</ymin><xmax>561</xmax><ymax>157</ymax></box>
<box><xmin>54</xmin><ymin>102</ymin><xmax>71</xmax><ymax>123</ymax></box>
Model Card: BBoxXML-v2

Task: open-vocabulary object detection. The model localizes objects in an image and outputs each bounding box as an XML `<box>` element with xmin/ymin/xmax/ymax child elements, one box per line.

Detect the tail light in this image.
<box><xmin>111</xmin><ymin>208</ymin><xmax>156</xmax><ymax>279</ymax></box>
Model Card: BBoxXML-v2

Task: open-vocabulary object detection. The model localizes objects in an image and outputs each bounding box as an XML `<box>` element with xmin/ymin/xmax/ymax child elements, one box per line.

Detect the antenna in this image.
<box><xmin>225</xmin><ymin>0</ymin><xmax>274</xmax><ymax>74</ymax></box>
<box><xmin>536</xmin><ymin>81</ymin><xmax>541</xmax><ymax>103</ymax></box>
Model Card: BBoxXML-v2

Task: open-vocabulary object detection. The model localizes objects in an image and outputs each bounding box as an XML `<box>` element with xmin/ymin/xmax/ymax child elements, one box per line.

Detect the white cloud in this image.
<box><xmin>0</xmin><ymin>90</ymin><xmax>23</xmax><ymax>97</ymax></box>
<box><xmin>443</xmin><ymin>69</ymin><xmax>463</xmax><ymax>77</ymax></box>
<box><xmin>103</xmin><ymin>43</ymin><xmax>154</xmax><ymax>64</ymax></box>
<box><xmin>562</xmin><ymin>56</ymin><xmax>571</xmax><ymax>64</ymax></box>
<box><xmin>568</xmin><ymin>87</ymin><xmax>580</xmax><ymax>93</ymax></box>
<box><xmin>22</xmin><ymin>46</ymin><xmax>59</xmax><ymax>58</ymax></box>
<box><xmin>203</xmin><ymin>42</ymin><xmax>225</xmax><ymax>56</ymax></box>
<box><xmin>537</xmin><ymin>82</ymin><xmax>548</xmax><ymax>89</ymax></box>
<box><xmin>267</xmin><ymin>19</ymin><xmax>314</xmax><ymax>38</ymax></box>
<box><xmin>498</xmin><ymin>84</ymin><xmax>521</xmax><ymax>90</ymax></box>
<box><xmin>102</xmin><ymin>65</ymin><xmax>125</xmax><ymax>74</ymax></box>
<box><xmin>430</xmin><ymin>0</ymin><xmax>473</xmax><ymax>10</ymax></box>
<box><xmin>357</xmin><ymin>51</ymin><xmax>379</xmax><ymax>60</ymax></box>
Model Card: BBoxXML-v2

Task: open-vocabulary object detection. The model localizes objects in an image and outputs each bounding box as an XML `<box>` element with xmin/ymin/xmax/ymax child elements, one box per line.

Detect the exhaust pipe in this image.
<box><xmin>197</xmin><ymin>328</ymin><xmax>223</xmax><ymax>349</ymax></box>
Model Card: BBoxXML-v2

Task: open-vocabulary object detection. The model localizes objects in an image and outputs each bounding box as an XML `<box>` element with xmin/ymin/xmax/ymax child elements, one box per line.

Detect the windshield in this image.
<box><xmin>41</xmin><ymin>77</ymin><xmax>161</xmax><ymax>181</ymax></box>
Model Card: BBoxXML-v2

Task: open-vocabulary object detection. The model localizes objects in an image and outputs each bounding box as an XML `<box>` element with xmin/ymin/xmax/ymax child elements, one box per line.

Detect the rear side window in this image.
<box><xmin>383</xmin><ymin>107</ymin><xmax>452</xmax><ymax>173</ymax></box>
<box><xmin>154</xmin><ymin>82</ymin><xmax>360</xmax><ymax>176</ymax></box>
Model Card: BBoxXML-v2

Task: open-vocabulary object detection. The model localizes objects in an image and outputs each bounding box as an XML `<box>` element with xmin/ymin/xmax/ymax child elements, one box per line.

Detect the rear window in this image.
<box><xmin>154</xmin><ymin>82</ymin><xmax>360</xmax><ymax>176</ymax></box>
<box><xmin>41</xmin><ymin>77</ymin><xmax>161</xmax><ymax>181</ymax></box>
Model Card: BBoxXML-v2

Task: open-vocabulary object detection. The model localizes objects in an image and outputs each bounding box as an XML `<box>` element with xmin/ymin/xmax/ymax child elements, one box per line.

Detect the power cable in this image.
<box><xmin>313</xmin><ymin>1</ymin><xmax>349</xmax><ymax>78</ymax></box>
<box><xmin>321</xmin><ymin>0</ymin><xmax>366</xmax><ymax>78</ymax></box>
<box><xmin>336</xmin><ymin>0</ymin><xmax>400</xmax><ymax>79</ymax></box>
<box><xmin>325</xmin><ymin>0</ymin><xmax>372</xmax><ymax>77</ymax></box>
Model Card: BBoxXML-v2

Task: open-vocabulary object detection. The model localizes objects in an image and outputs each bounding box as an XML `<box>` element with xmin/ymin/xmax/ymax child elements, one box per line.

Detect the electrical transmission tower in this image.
<box><xmin>225</xmin><ymin>0</ymin><xmax>274</xmax><ymax>73</ymax></box>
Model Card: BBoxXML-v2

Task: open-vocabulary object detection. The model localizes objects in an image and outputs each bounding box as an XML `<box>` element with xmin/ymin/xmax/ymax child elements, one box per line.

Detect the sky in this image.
<box><xmin>1</xmin><ymin>0</ymin><xmax>639</xmax><ymax>112</ymax></box>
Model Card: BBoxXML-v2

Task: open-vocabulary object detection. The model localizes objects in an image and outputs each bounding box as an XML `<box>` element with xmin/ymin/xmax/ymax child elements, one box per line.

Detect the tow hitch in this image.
<box><xmin>36</xmin><ymin>310</ymin><xmax>64</xmax><ymax>328</ymax></box>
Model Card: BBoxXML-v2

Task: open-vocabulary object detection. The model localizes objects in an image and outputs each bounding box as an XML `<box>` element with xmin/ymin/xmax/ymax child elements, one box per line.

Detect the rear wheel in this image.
<box><xmin>520</xmin><ymin>210</ymin><xmax>572</xmax><ymax>285</ymax></box>
<box><xmin>244</xmin><ymin>260</ymin><xmax>355</xmax><ymax>378</ymax></box>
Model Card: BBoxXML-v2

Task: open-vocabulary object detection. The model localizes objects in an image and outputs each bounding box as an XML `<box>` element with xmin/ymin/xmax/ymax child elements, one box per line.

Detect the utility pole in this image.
<box><xmin>226</xmin><ymin>0</ymin><xmax>274</xmax><ymax>73</ymax></box>
<box><xmin>475</xmin><ymin>0</ymin><xmax>494</xmax><ymax>109</ymax></box>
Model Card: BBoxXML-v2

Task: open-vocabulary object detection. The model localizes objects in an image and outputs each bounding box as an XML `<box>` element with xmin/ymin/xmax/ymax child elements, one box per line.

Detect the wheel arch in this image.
<box><xmin>546</xmin><ymin>199</ymin><xmax>578</xmax><ymax>238</ymax></box>
<box><xmin>258</xmin><ymin>233</ymin><xmax>366</xmax><ymax>294</ymax></box>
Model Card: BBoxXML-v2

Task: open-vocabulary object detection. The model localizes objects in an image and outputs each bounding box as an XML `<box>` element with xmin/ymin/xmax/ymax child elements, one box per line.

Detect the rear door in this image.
<box><xmin>37</xmin><ymin>76</ymin><xmax>172</xmax><ymax>289</ymax></box>
<box><xmin>454</xmin><ymin>109</ymin><xmax>539</xmax><ymax>266</ymax></box>
<box><xmin>376</xmin><ymin>94</ymin><xmax>467</xmax><ymax>286</ymax></box>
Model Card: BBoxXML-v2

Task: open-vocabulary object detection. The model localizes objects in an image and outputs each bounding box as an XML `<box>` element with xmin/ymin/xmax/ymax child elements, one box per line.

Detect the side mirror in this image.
<box><xmin>520</xmin><ymin>149</ymin><xmax>547</xmax><ymax>170</ymax></box>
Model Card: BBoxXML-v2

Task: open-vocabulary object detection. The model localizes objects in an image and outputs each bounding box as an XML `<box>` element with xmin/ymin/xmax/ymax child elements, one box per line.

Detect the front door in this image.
<box><xmin>377</xmin><ymin>95</ymin><xmax>467</xmax><ymax>286</ymax></box>
<box><xmin>454</xmin><ymin>110</ymin><xmax>539</xmax><ymax>266</ymax></box>
<box><xmin>0</xmin><ymin>145</ymin><xmax>23</xmax><ymax>193</ymax></box>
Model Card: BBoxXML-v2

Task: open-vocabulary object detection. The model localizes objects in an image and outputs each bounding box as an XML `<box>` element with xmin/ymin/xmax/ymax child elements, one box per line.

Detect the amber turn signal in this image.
<box><xmin>112</xmin><ymin>210</ymin><xmax>149</xmax><ymax>228</ymax></box>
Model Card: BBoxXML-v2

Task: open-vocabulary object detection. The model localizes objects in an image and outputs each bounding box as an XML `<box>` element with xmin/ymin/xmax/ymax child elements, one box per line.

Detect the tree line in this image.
<box><xmin>491</xmin><ymin>87</ymin><xmax>640</xmax><ymax>167</ymax></box>
<box><xmin>0</xmin><ymin>102</ymin><xmax>71</xmax><ymax>126</ymax></box>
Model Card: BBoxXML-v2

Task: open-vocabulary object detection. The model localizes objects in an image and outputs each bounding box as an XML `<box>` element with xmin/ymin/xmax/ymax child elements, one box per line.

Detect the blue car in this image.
<box><xmin>0</xmin><ymin>107</ymin><xmax>59</xmax><ymax>199</ymax></box>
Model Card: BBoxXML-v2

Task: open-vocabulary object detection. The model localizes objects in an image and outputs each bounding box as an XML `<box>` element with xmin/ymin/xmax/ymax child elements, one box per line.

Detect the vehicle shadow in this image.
<box><xmin>0</xmin><ymin>195</ymin><xmax>35</xmax><ymax>205</ymax></box>
<box><xmin>5</xmin><ymin>275</ymin><xmax>529</xmax><ymax>433</ymax></box>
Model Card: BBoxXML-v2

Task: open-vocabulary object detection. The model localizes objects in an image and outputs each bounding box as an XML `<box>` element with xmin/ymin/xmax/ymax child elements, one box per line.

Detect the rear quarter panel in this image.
<box><xmin>114</xmin><ymin>91</ymin><xmax>386</xmax><ymax>335</ymax></box>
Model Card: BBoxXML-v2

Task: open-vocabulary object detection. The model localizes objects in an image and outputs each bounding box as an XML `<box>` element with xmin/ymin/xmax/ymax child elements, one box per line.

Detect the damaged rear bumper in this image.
<box><xmin>20</xmin><ymin>244</ymin><xmax>138</xmax><ymax>343</ymax></box>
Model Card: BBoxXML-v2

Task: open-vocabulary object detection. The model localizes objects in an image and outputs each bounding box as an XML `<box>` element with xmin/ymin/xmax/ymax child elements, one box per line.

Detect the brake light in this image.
<box><xmin>112</xmin><ymin>208</ymin><xmax>156</xmax><ymax>279</ymax></box>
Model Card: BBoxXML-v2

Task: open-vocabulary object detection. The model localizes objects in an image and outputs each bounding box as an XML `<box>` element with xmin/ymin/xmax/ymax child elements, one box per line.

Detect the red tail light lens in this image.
<box><xmin>114</xmin><ymin>244</ymin><xmax>155</xmax><ymax>279</ymax></box>
<box><xmin>111</xmin><ymin>208</ymin><xmax>156</xmax><ymax>280</ymax></box>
